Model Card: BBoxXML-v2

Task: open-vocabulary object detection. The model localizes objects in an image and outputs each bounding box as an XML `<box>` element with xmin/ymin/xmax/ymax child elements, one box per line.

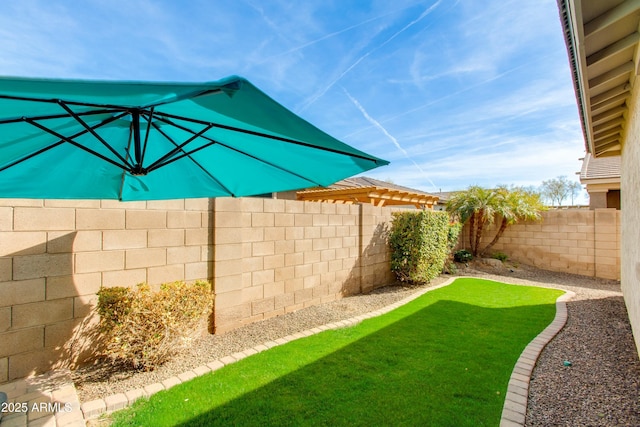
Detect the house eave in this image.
<box><xmin>557</xmin><ymin>0</ymin><xmax>640</xmax><ymax>158</ymax></box>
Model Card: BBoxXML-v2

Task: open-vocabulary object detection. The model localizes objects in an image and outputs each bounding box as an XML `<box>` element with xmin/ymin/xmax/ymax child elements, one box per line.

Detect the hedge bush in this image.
<box><xmin>389</xmin><ymin>210</ymin><xmax>451</xmax><ymax>283</ymax></box>
<box><xmin>96</xmin><ymin>280</ymin><xmax>213</xmax><ymax>370</ymax></box>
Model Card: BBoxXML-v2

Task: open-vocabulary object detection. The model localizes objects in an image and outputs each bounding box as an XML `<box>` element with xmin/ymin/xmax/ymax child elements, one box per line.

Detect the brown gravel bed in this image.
<box><xmin>72</xmin><ymin>278</ymin><xmax>446</xmax><ymax>402</ymax></box>
<box><xmin>462</xmin><ymin>264</ymin><xmax>640</xmax><ymax>426</ymax></box>
<box><xmin>72</xmin><ymin>263</ymin><xmax>640</xmax><ymax>426</ymax></box>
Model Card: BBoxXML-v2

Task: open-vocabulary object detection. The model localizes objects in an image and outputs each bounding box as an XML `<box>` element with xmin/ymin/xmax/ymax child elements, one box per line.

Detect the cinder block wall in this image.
<box><xmin>0</xmin><ymin>198</ymin><xmax>214</xmax><ymax>383</ymax></box>
<box><xmin>463</xmin><ymin>209</ymin><xmax>620</xmax><ymax>280</ymax></box>
<box><xmin>212</xmin><ymin>198</ymin><xmax>395</xmax><ymax>333</ymax></box>
<box><xmin>0</xmin><ymin>197</ymin><xmax>397</xmax><ymax>383</ymax></box>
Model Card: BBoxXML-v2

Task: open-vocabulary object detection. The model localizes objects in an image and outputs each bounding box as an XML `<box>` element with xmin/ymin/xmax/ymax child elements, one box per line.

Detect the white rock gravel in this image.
<box><xmin>72</xmin><ymin>263</ymin><xmax>640</xmax><ymax>426</ymax></box>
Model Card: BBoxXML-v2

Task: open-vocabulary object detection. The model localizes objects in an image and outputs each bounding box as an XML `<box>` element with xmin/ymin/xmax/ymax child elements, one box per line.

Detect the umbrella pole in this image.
<box><xmin>131</xmin><ymin>110</ymin><xmax>146</xmax><ymax>176</ymax></box>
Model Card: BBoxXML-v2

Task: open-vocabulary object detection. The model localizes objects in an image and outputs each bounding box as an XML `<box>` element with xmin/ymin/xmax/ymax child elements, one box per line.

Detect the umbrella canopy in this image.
<box><xmin>0</xmin><ymin>75</ymin><xmax>388</xmax><ymax>200</ymax></box>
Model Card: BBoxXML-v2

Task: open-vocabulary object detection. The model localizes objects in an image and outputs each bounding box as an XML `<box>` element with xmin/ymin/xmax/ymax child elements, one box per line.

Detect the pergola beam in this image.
<box><xmin>298</xmin><ymin>185</ymin><xmax>438</xmax><ymax>208</ymax></box>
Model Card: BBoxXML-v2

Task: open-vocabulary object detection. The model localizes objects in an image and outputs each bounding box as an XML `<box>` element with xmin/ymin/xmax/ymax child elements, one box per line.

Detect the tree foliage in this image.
<box><xmin>447</xmin><ymin>185</ymin><xmax>546</xmax><ymax>257</ymax></box>
<box><xmin>541</xmin><ymin>175</ymin><xmax>582</xmax><ymax>206</ymax></box>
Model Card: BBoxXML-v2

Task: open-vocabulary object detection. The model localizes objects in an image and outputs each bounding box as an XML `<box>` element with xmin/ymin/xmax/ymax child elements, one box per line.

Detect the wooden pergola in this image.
<box><xmin>296</xmin><ymin>177</ymin><xmax>438</xmax><ymax>209</ymax></box>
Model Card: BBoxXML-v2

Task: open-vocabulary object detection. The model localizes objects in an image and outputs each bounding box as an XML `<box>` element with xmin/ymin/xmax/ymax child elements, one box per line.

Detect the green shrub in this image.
<box><xmin>443</xmin><ymin>221</ymin><xmax>463</xmax><ymax>274</ymax></box>
<box><xmin>446</xmin><ymin>222</ymin><xmax>463</xmax><ymax>253</ymax></box>
<box><xmin>454</xmin><ymin>249</ymin><xmax>473</xmax><ymax>263</ymax></box>
<box><xmin>96</xmin><ymin>280</ymin><xmax>213</xmax><ymax>370</ymax></box>
<box><xmin>492</xmin><ymin>252</ymin><xmax>509</xmax><ymax>262</ymax></box>
<box><xmin>389</xmin><ymin>210</ymin><xmax>450</xmax><ymax>283</ymax></box>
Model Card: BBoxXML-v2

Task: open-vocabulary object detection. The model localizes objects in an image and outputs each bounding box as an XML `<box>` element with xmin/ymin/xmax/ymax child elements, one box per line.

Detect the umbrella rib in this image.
<box><xmin>1</xmin><ymin>114</ymin><xmax>126</xmax><ymax>173</ymax></box>
<box><xmin>56</xmin><ymin>100</ymin><xmax>135</xmax><ymax>170</ymax></box>
<box><xmin>144</xmin><ymin>121</ymin><xmax>215</xmax><ymax>171</ymax></box>
<box><xmin>154</xmin><ymin>111</ymin><xmax>383</xmax><ymax>164</ymax></box>
<box><xmin>141</xmin><ymin>88</ymin><xmax>224</xmax><ymax>109</ymax></box>
<box><xmin>0</xmin><ymin>108</ymin><xmax>124</xmax><ymax>125</ymax></box>
<box><xmin>23</xmin><ymin>118</ymin><xmax>132</xmax><ymax>172</ymax></box>
<box><xmin>148</xmin><ymin>122</ymin><xmax>236</xmax><ymax>196</ymax></box>
<box><xmin>148</xmin><ymin>116</ymin><xmax>323</xmax><ymax>187</ymax></box>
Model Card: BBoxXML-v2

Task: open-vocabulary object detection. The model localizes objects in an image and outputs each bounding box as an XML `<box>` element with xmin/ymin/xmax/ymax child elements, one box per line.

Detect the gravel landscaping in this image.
<box><xmin>72</xmin><ymin>263</ymin><xmax>640</xmax><ymax>425</ymax></box>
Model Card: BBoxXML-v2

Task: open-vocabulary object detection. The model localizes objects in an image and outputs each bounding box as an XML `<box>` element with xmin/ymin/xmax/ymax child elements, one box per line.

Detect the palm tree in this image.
<box><xmin>447</xmin><ymin>186</ymin><xmax>545</xmax><ymax>257</ymax></box>
<box><xmin>447</xmin><ymin>186</ymin><xmax>499</xmax><ymax>256</ymax></box>
<box><xmin>480</xmin><ymin>187</ymin><xmax>545</xmax><ymax>256</ymax></box>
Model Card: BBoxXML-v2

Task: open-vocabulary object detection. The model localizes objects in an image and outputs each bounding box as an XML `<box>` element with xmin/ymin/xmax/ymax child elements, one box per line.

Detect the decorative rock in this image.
<box><xmin>480</xmin><ymin>258</ymin><xmax>503</xmax><ymax>268</ymax></box>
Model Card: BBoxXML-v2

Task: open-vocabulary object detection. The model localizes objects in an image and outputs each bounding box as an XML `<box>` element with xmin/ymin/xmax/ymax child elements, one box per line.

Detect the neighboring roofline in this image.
<box><xmin>297</xmin><ymin>186</ymin><xmax>439</xmax><ymax>207</ymax></box>
<box><xmin>297</xmin><ymin>176</ymin><xmax>439</xmax><ymax>208</ymax></box>
<box><xmin>579</xmin><ymin>153</ymin><xmax>621</xmax><ymax>183</ymax></box>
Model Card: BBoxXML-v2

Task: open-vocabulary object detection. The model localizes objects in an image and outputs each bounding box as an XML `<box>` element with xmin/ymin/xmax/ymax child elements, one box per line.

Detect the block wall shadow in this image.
<box><xmin>343</xmin><ymin>221</ymin><xmax>393</xmax><ymax>298</ymax></box>
<box><xmin>1</xmin><ymin>232</ymin><xmax>80</xmax><ymax>382</ymax></box>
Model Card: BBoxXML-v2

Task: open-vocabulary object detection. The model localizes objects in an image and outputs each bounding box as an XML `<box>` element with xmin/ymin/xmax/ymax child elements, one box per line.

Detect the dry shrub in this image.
<box><xmin>96</xmin><ymin>280</ymin><xmax>213</xmax><ymax>371</ymax></box>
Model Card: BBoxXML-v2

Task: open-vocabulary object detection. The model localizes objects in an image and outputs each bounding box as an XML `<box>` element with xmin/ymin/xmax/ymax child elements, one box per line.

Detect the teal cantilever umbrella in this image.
<box><xmin>0</xmin><ymin>75</ymin><xmax>388</xmax><ymax>200</ymax></box>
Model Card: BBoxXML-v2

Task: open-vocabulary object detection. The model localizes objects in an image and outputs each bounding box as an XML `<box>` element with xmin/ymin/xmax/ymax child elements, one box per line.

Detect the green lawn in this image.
<box><xmin>110</xmin><ymin>278</ymin><xmax>563</xmax><ymax>427</ymax></box>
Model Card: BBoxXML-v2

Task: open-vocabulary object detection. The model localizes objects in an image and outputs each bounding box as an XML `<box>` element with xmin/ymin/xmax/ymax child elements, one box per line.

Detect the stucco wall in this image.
<box><xmin>621</xmin><ymin>80</ymin><xmax>640</xmax><ymax>355</ymax></box>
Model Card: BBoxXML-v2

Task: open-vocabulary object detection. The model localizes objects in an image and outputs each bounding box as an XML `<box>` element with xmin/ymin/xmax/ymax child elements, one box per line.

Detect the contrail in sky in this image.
<box><xmin>343</xmin><ymin>88</ymin><xmax>438</xmax><ymax>191</ymax></box>
<box><xmin>255</xmin><ymin>8</ymin><xmax>401</xmax><ymax>63</ymax></box>
<box><xmin>299</xmin><ymin>0</ymin><xmax>443</xmax><ymax>112</ymax></box>
<box><xmin>344</xmin><ymin>52</ymin><xmax>557</xmax><ymax>140</ymax></box>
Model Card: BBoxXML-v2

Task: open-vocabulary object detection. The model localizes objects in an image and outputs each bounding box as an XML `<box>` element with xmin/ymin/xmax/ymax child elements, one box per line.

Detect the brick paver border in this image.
<box><xmin>500</xmin><ymin>289</ymin><xmax>575</xmax><ymax>426</ymax></box>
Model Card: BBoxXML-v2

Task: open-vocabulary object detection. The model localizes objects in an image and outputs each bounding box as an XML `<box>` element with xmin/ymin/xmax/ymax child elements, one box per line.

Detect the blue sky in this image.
<box><xmin>0</xmin><ymin>0</ymin><xmax>586</xmax><ymax>196</ymax></box>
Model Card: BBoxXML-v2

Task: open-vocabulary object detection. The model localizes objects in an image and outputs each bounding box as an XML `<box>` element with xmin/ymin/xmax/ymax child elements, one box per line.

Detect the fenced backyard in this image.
<box><xmin>0</xmin><ymin>198</ymin><xmax>620</xmax><ymax>384</ymax></box>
